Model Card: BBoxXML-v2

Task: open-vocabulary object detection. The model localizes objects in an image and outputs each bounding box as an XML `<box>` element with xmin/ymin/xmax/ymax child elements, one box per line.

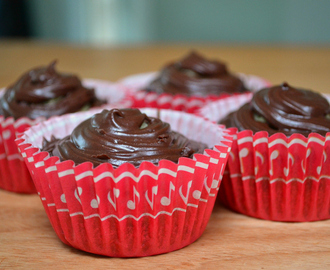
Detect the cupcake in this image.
<box><xmin>121</xmin><ymin>51</ymin><xmax>269</xmax><ymax>113</ymax></box>
<box><xmin>201</xmin><ymin>82</ymin><xmax>330</xmax><ymax>222</ymax></box>
<box><xmin>0</xmin><ymin>61</ymin><xmax>105</xmax><ymax>119</ymax></box>
<box><xmin>0</xmin><ymin>61</ymin><xmax>124</xmax><ymax>193</ymax></box>
<box><xmin>16</xmin><ymin>108</ymin><xmax>232</xmax><ymax>257</ymax></box>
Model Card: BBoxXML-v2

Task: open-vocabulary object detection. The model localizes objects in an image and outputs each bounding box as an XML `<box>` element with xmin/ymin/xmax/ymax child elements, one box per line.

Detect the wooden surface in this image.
<box><xmin>0</xmin><ymin>40</ymin><xmax>330</xmax><ymax>93</ymax></box>
<box><xmin>0</xmin><ymin>40</ymin><xmax>330</xmax><ymax>269</ymax></box>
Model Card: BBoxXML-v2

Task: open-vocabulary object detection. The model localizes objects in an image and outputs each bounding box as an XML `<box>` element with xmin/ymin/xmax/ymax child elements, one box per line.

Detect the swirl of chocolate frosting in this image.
<box><xmin>43</xmin><ymin>108</ymin><xmax>207</xmax><ymax>168</ymax></box>
<box><xmin>220</xmin><ymin>83</ymin><xmax>330</xmax><ymax>136</ymax></box>
<box><xmin>145</xmin><ymin>51</ymin><xmax>248</xmax><ymax>97</ymax></box>
<box><xmin>0</xmin><ymin>61</ymin><xmax>104</xmax><ymax>120</ymax></box>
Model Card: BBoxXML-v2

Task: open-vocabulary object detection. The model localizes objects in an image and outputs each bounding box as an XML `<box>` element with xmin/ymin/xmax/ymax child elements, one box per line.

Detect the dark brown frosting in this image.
<box><xmin>220</xmin><ymin>83</ymin><xmax>330</xmax><ymax>136</ymax></box>
<box><xmin>43</xmin><ymin>108</ymin><xmax>207</xmax><ymax>168</ymax></box>
<box><xmin>0</xmin><ymin>61</ymin><xmax>104</xmax><ymax>120</ymax></box>
<box><xmin>145</xmin><ymin>51</ymin><xmax>249</xmax><ymax>97</ymax></box>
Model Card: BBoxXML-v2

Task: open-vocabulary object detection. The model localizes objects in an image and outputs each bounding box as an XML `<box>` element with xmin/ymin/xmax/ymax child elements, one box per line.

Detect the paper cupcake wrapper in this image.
<box><xmin>218</xmin><ymin>129</ymin><xmax>330</xmax><ymax>222</ymax></box>
<box><xmin>199</xmin><ymin>92</ymin><xmax>330</xmax><ymax>221</ymax></box>
<box><xmin>83</xmin><ymin>78</ymin><xmax>132</xmax><ymax>108</ymax></box>
<box><xmin>119</xmin><ymin>72</ymin><xmax>270</xmax><ymax>113</ymax></box>
<box><xmin>198</xmin><ymin>92</ymin><xmax>253</xmax><ymax>122</ymax></box>
<box><xmin>16</xmin><ymin>108</ymin><xmax>232</xmax><ymax>257</ymax></box>
<box><xmin>0</xmin><ymin>115</ymin><xmax>43</xmax><ymax>193</ymax></box>
<box><xmin>0</xmin><ymin>80</ymin><xmax>130</xmax><ymax>193</ymax></box>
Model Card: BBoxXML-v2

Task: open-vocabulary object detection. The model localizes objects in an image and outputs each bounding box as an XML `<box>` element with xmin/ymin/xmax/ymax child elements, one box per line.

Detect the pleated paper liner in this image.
<box><xmin>0</xmin><ymin>116</ymin><xmax>43</xmax><ymax>193</ymax></box>
<box><xmin>119</xmin><ymin>72</ymin><xmax>270</xmax><ymax>113</ymax></box>
<box><xmin>219</xmin><ymin>129</ymin><xmax>330</xmax><ymax>222</ymax></box>
<box><xmin>197</xmin><ymin>92</ymin><xmax>253</xmax><ymax>122</ymax></box>
<box><xmin>16</xmin><ymin>108</ymin><xmax>232</xmax><ymax>257</ymax></box>
<box><xmin>82</xmin><ymin>78</ymin><xmax>132</xmax><ymax>108</ymax></box>
<box><xmin>198</xmin><ymin>91</ymin><xmax>330</xmax><ymax>222</ymax></box>
<box><xmin>0</xmin><ymin>79</ymin><xmax>130</xmax><ymax>194</ymax></box>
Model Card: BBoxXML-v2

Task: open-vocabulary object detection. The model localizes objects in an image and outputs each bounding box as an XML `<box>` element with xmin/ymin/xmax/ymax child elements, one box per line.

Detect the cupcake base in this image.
<box><xmin>219</xmin><ymin>130</ymin><xmax>330</xmax><ymax>222</ymax></box>
<box><xmin>0</xmin><ymin>116</ymin><xmax>42</xmax><ymax>193</ymax></box>
<box><xmin>44</xmin><ymin>200</ymin><xmax>210</xmax><ymax>257</ymax></box>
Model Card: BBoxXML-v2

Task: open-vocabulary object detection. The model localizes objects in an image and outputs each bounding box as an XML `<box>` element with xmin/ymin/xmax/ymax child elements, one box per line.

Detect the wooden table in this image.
<box><xmin>0</xmin><ymin>40</ymin><xmax>330</xmax><ymax>269</ymax></box>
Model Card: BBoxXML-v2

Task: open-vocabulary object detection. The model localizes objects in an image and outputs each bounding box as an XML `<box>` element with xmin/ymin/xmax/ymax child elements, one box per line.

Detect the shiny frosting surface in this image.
<box><xmin>0</xmin><ymin>61</ymin><xmax>103</xmax><ymax>119</ymax></box>
<box><xmin>221</xmin><ymin>83</ymin><xmax>330</xmax><ymax>136</ymax></box>
<box><xmin>145</xmin><ymin>51</ymin><xmax>248</xmax><ymax>97</ymax></box>
<box><xmin>43</xmin><ymin>108</ymin><xmax>207</xmax><ymax>168</ymax></box>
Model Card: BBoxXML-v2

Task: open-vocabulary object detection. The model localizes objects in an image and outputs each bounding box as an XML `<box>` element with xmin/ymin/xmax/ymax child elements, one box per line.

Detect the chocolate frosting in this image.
<box><xmin>0</xmin><ymin>61</ymin><xmax>104</xmax><ymax>119</ymax></box>
<box><xmin>220</xmin><ymin>83</ymin><xmax>330</xmax><ymax>136</ymax></box>
<box><xmin>43</xmin><ymin>108</ymin><xmax>207</xmax><ymax>168</ymax></box>
<box><xmin>145</xmin><ymin>51</ymin><xmax>249</xmax><ymax>97</ymax></box>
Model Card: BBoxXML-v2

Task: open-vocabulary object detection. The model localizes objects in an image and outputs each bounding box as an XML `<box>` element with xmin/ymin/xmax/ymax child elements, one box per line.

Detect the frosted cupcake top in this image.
<box><xmin>145</xmin><ymin>51</ymin><xmax>249</xmax><ymax>97</ymax></box>
<box><xmin>0</xmin><ymin>61</ymin><xmax>104</xmax><ymax>119</ymax></box>
<box><xmin>220</xmin><ymin>83</ymin><xmax>330</xmax><ymax>136</ymax></box>
<box><xmin>43</xmin><ymin>108</ymin><xmax>207</xmax><ymax>168</ymax></box>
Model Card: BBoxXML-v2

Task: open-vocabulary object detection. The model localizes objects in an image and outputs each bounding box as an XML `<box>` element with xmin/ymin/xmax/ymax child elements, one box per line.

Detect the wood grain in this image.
<box><xmin>0</xmin><ymin>40</ymin><xmax>330</xmax><ymax>269</ymax></box>
<box><xmin>1</xmin><ymin>190</ymin><xmax>330</xmax><ymax>270</ymax></box>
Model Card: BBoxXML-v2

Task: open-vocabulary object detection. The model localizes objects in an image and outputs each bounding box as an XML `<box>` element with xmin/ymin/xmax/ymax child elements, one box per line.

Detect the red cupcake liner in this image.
<box><xmin>0</xmin><ymin>80</ymin><xmax>130</xmax><ymax>193</ymax></box>
<box><xmin>119</xmin><ymin>72</ymin><xmax>270</xmax><ymax>113</ymax></box>
<box><xmin>198</xmin><ymin>92</ymin><xmax>330</xmax><ymax>222</ymax></box>
<box><xmin>16</xmin><ymin>109</ymin><xmax>233</xmax><ymax>257</ymax></box>
<box><xmin>0</xmin><ymin>115</ymin><xmax>43</xmax><ymax>193</ymax></box>
<box><xmin>218</xmin><ymin>129</ymin><xmax>330</xmax><ymax>222</ymax></box>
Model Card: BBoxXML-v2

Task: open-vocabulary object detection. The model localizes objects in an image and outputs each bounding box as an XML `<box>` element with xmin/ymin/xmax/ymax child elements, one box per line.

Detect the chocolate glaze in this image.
<box><xmin>221</xmin><ymin>83</ymin><xmax>330</xmax><ymax>136</ymax></box>
<box><xmin>43</xmin><ymin>108</ymin><xmax>207</xmax><ymax>168</ymax></box>
<box><xmin>145</xmin><ymin>51</ymin><xmax>249</xmax><ymax>97</ymax></box>
<box><xmin>0</xmin><ymin>61</ymin><xmax>104</xmax><ymax>119</ymax></box>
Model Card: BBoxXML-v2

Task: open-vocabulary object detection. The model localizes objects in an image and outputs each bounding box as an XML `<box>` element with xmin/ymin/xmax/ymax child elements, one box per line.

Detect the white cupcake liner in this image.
<box><xmin>83</xmin><ymin>78</ymin><xmax>132</xmax><ymax>108</ymax></box>
<box><xmin>198</xmin><ymin>93</ymin><xmax>253</xmax><ymax>122</ymax></box>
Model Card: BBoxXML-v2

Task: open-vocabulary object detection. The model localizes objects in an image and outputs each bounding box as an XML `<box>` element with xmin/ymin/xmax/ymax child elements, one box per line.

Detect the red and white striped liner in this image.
<box><xmin>0</xmin><ymin>79</ymin><xmax>130</xmax><ymax>193</ymax></box>
<box><xmin>119</xmin><ymin>72</ymin><xmax>270</xmax><ymax>113</ymax></box>
<box><xmin>0</xmin><ymin>115</ymin><xmax>43</xmax><ymax>193</ymax></box>
<box><xmin>199</xmin><ymin>93</ymin><xmax>330</xmax><ymax>222</ymax></box>
<box><xmin>219</xmin><ymin>130</ymin><xmax>330</xmax><ymax>222</ymax></box>
<box><xmin>16</xmin><ymin>108</ymin><xmax>233</xmax><ymax>257</ymax></box>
